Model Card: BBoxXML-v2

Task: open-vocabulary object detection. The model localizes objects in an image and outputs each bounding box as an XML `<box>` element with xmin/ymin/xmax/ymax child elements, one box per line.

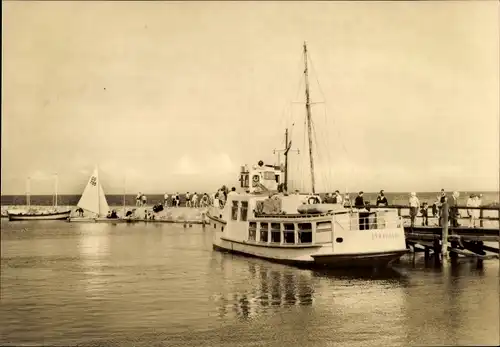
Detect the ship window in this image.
<box><xmin>316</xmin><ymin>221</ymin><xmax>332</xmax><ymax>232</ymax></box>
<box><xmin>231</xmin><ymin>201</ymin><xmax>239</xmax><ymax>220</ymax></box>
<box><xmin>283</xmin><ymin>223</ymin><xmax>295</xmax><ymax>244</ymax></box>
<box><xmin>264</xmin><ymin>171</ymin><xmax>275</xmax><ymax>180</ymax></box>
<box><xmin>270</xmin><ymin>223</ymin><xmax>281</xmax><ymax>243</ymax></box>
<box><xmin>298</xmin><ymin>223</ymin><xmax>312</xmax><ymax>244</ymax></box>
<box><xmin>249</xmin><ymin>222</ymin><xmax>257</xmax><ymax>241</ymax></box>
<box><xmin>260</xmin><ymin>223</ymin><xmax>269</xmax><ymax>243</ymax></box>
<box><xmin>240</xmin><ymin>201</ymin><xmax>248</xmax><ymax>221</ymax></box>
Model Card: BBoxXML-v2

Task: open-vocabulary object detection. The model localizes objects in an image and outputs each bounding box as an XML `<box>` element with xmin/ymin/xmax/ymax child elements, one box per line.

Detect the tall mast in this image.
<box><xmin>123</xmin><ymin>175</ymin><xmax>126</xmax><ymax>217</ymax></box>
<box><xmin>303</xmin><ymin>42</ymin><xmax>316</xmax><ymax>194</ymax></box>
<box><xmin>284</xmin><ymin>128</ymin><xmax>289</xmax><ymax>192</ymax></box>
<box><xmin>26</xmin><ymin>177</ymin><xmax>31</xmax><ymax>207</ymax></box>
<box><xmin>54</xmin><ymin>173</ymin><xmax>58</xmax><ymax>207</ymax></box>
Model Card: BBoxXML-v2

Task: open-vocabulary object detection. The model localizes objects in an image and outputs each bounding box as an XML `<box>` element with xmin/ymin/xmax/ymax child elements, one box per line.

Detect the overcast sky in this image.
<box><xmin>2</xmin><ymin>1</ymin><xmax>499</xmax><ymax>195</ymax></box>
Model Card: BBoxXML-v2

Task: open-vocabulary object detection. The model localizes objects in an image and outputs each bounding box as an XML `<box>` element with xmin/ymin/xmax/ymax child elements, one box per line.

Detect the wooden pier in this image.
<box><xmin>368</xmin><ymin>204</ymin><xmax>499</xmax><ymax>265</ymax></box>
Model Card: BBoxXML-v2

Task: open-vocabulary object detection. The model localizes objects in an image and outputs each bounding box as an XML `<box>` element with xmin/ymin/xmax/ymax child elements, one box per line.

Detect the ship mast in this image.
<box><xmin>303</xmin><ymin>42</ymin><xmax>316</xmax><ymax>194</ymax></box>
<box><xmin>274</xmin><ymin>128</ymin><xmax>298</xmax><ymax>193</ymax></box>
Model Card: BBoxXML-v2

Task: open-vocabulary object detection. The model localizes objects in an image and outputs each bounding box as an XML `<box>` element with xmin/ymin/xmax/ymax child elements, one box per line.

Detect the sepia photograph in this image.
<box><xmin>1</xmin><ymin>1</ymin><xmax>499</xmax><ymax>346</ymax></box>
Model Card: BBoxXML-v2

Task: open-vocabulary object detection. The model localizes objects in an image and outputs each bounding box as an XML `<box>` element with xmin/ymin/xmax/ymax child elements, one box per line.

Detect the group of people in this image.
<box><xmin>162</xmin><ymin>192</ymin><xmax>212</xmax><ymax>208</ymax></box>
<box><xmin>135</xmin><ymin>193</ymin><xmax>148</xmax><ymax>206</ymax></box>
<box><xmin>408</xmin><ymin>189</ymin><xmax>483</xmax><ymax>228</ymax></box>
<box><xmin>326</xmin><ymin>189</ymin><xmax>484</xmax><ymax>229</ymax></box>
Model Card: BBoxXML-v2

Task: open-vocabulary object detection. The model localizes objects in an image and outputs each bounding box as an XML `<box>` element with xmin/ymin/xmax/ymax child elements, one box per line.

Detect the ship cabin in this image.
<box><xmin>210</xmin><ymin>190</ymin><xmax>403</xmax><ymax>250</ymax></box>
<box><xmin>239</xmin><ymin>161</ymin><xmax>285</xmax><ymax>193</ymax></box>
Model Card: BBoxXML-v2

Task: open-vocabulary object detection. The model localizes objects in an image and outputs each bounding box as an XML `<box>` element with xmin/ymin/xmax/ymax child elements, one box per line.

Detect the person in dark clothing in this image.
<box><xmin>439</xmin><ymin>189</ymin><xmax>446</xmax><ymax>204</ymax></box>
<box><xmin>354</xmin><ymin>192</ymin><xmax>368</xmax><ymax>230</ymax></box>
<box><xmin>420</xmin><ymin>202</ymin><xmax>429</xmax><ymax>226</ymax></box>
<box><xmin>376</xmin><ymin>190</ymin><xmax>388</xmax><ymax>207</ymax></box>
<box><xmin>354</xmin><ymin>191</ymin><xmax>365</xmax><ymax>209</ymax></box>
<box><xmin>431</xmin><ymin>201</ymin><xmax>438</xmax><ymax>218</ymax></box>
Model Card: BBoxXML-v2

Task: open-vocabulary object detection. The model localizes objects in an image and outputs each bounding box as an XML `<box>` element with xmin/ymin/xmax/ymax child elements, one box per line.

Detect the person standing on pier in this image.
<box><xmin>141</xmin><ymin>194</ymin><xmax>147</xmax><ymax>207</ymax></box>
<box><xmin>472</xmin><ymin>194</ymin><xmax>481</xmax><ymax>227</ymax></box>
<box><xmin>449</xmin><ymin>191</ymin><xmax>460</xmax><ymax>227</ymax></box>
<box><xmin>439</xmin><ymin>189</ymin><xmax>446</xmax><ymax>204</ymax></box>
<box><xmin>409</xmin><ymin>192</ymin><xmax>420</xmax><ymax>228</ymax></box>
<box><xmin>466</xmin><ymin>194</ymin><xmax>475</xmax><ymax>227</ymax></box>
<box><xmin>376</xmin><ymin>190</ymin><xmax>388</xmax><ymax>207</ymax></box>
<box><xmin>164</xmin><ymin>192</ymin><xmax>169</xmax><ymax>208</ymax></box>
<box><xmin>420</xmin><ymin>202</ymin><xmax>429</xmax><ymax>226</ymax></box>
<box><xmin>192</xmin><ymin>192</ymin><xmax>199</xmax><ymax>208</ymax></box>
<box><xmin>136</xmin><ymin>192</ymin><xmax>142</xmax><ymax>207</ymax></box>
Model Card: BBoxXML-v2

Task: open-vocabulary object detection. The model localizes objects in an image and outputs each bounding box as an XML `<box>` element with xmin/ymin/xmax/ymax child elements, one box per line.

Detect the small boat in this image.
<box><xmin>8</xmin><ymin>209</ymin><xmax>71</xmax><ymax>221</ymax></box>
<box><xmin>68</xmin><ymin>167</ymin><xmax>120</xmax><ymax>223</ymax></box>
<box><xmin>208</xmin><ymin>43</ymin><xmax>408</xmax><ymax>269</ymax></box>
<box><xmin>7</xmin><ymin>174</ymin><xmax>71</xmax><ymax>221</ymax></box>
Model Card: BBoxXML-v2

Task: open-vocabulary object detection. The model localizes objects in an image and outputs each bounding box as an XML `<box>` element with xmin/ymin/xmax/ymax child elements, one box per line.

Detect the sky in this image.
<box><xmin>2</xmin><ymin>1</ymin><xmax>499</xmax><ymax>195</ymax></box>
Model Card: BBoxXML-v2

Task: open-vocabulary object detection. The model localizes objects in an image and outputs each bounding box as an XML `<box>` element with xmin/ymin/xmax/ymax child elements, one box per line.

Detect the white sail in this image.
<box><xmin>77</xmin><ymin>167</ymin><xmax>110</xmax><ymax>216</ymax></box>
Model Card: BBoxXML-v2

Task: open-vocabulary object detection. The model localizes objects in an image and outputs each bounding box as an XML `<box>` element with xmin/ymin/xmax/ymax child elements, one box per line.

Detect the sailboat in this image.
<box><xmin>207</xmin><ymin>43</ymin><xmax>408</xmax><ymax>269</ymax></box>
<box><xmin>69</xmin><ymin>167</ymin><xmax>120</xmax><ymax>223</ymax></box>
<box><xmin>8</xmin><ymin>174</ymin><xmax>71</xmax><ymax>221</ymax></box>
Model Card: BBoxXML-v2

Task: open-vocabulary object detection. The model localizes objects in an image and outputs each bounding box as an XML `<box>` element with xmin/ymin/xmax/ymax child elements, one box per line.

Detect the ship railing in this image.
<box><xmin>342</xmin><ymin>213</ymin><xmax>402</xmax><ymax>231</ymax></box>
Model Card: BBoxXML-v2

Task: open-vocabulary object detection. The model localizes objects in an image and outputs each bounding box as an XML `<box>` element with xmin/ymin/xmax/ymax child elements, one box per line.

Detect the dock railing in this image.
<box><xmin>366</xmin><ymin>204</ymin><xmax>499</xmax><ymax>229</ymax></box>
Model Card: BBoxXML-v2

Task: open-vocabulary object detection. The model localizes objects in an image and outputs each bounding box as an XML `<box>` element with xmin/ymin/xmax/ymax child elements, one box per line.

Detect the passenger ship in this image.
<box><xmin>207</xmin><ymin>43</ymin><xmax>408</xmax><ymax>268</ymax></box>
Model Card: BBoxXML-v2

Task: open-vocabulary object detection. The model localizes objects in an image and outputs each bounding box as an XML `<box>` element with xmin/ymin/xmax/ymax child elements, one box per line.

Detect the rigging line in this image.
<box><xmin>302</xmin><ymin>116</ymin><xmax>308</xmax><ymax>192</ymax></box>
<box><xmin>276</xmin><ymin>51</ymin><xmax>307</xmax><ymax>140</ymax></box>
<box><xmin>308</xmin><ymin>51</ymin><xmax>350</xmax><ymax>158</ymax></box>
<box><xmin>311</xmin><ymin>117</ymin><xmax>331</xmax><ymax>192</ymax></box>
<box><xmin>306</xmin><ymin>51</ymin><xmax>326</xmax><ymax>102</ymax></box>
<box><xmin>307</xmin><ymin>52</ymin><xmax>336</xmax><ymax>188</ymax></box>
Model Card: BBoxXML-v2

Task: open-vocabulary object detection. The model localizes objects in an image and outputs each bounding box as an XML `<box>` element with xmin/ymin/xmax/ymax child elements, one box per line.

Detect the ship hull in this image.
<box><xmin>213</xmin><ymin>239</ymin><xmax>407</xmax><ymax>269</ymax></box>
<box><xmin>8</xmin><ymin>210</ymin><xmax>71</xmax><ymax>221</ymax></box>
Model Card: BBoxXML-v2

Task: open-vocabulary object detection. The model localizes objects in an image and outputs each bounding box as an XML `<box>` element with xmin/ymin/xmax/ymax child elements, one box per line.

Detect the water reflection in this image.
<box><xmin>77</xmin><ymin>229</ymin><xmax>110</xmax><ymax>297</ymax></box>
<box><xmin>214</xmin><ymin>257</ymin><xmax>314</xmax><ymax>320</ymax></box>
<box><xmin>401</xmin><ymin>255</ymin><xmax>499</xmax><ymax>346</ymax></box>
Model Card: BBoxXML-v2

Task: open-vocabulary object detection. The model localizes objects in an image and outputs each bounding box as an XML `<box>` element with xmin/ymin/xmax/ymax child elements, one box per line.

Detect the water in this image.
<box><xmin>1</xmin><ymin>219</ymin><xmax>499</xmax><ymax>346</ymax></box>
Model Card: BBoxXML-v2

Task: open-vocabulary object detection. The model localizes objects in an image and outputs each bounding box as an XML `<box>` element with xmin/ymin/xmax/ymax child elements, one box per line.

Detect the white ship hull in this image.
<box><xmin>8</xmin><ymin>210</ymin><xmax>71</xmax><ymax>221</ymax></box>
<box><xmin>208</xmin><ymin>197</ymin><xmax>408</xmax><ymax>269</ymax></box>
<box><xmin>211</xmin><ymin>228</ymin><xmax>407</xmax><ymax>268</ymax></box>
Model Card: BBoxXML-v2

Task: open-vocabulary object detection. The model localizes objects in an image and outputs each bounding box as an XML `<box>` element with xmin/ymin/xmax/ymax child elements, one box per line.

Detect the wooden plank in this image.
<box><xmin>483</xmin><ymin>245</ymin><xmax>500</xmax><ymax>254</ymax></box>
<box><xmin>448</xmin><ymin>247</ymin><xmax>499</xmax><ymax>260</ymax></box>
<box><xmin>405</xmin><ymin>232</ymin><xmax>499</xmax><ymax>242</ymax></box>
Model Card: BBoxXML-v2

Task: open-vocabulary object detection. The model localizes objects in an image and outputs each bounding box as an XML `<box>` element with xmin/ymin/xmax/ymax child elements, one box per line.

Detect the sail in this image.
<box><xmin>77</xmin><ymin>168</ymin><xmax>109</xmax><ymax>216</ymax></box>
<box><xmin>98</xmin><ymin>182</ymin><xmax>109</xmax><ymax>216</ymax></box>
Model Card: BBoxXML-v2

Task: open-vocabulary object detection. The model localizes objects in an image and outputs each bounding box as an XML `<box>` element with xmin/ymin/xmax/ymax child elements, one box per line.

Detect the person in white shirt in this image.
<box><xmin>164</xmin><ymin>193</ymin><xmax>169</xmax><ymax>207</ymax></box>
<box><xmin>192</xmin><ymin>193</ymin><xmax>198</xmax><ymax>208</ymax></box>
<box><xmin>136</xmin><ymin>192</ymin><xmax>142</xmax><ymax>207</ymax></box>
<box><xmin>472</xmin><ymin>194</ymin><xmax>481</xmax><ymax>227</ymax></box>
<box><xmin>466</xmin><ymin>194</ymin><xmax>475</xmax><ymax>227</ymax></box>
<box><xmin>409</xmin><ymin>192</ymin><xmax>420</xmax><ymax>228</ymax></box>
<box><xmin>334</xmin><ymin>190</ymin><xmax>343</xmax><ymax>205</ymax></box>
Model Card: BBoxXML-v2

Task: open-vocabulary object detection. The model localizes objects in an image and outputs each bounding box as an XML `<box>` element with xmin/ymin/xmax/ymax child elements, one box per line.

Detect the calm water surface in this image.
<box><xmin>1</xmin><ymin>219</ymin><xmax>498</xmax><ymax>346</ymax></box>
